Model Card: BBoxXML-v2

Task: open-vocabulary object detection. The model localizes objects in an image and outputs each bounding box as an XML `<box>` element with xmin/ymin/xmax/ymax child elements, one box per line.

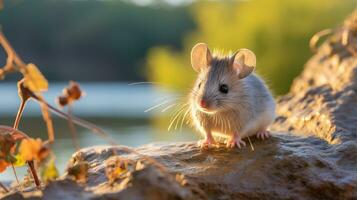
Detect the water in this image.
<box><xmin>0</xmin><ymin>82</ymin><xmax>196</xmax><ymax>181</ymax></box>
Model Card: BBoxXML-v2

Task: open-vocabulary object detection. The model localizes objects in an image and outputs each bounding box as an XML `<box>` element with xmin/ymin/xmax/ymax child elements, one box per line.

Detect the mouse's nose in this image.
<box><xmin>200</xmin><ymin>99</ymin><xmax>208</xmax><ymax>108</ymax></box>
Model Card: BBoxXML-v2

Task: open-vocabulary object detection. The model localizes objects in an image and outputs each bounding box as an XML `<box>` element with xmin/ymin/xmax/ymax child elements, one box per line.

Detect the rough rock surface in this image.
<box><xmin>2</xmin><ymin>11</ymin><xmax>357</xmax><ymax>200</ymax></box>
<box><xmin>271</xmin><ymin>10</ymin><xmax>357</xmax><ymax>145</ymax></box>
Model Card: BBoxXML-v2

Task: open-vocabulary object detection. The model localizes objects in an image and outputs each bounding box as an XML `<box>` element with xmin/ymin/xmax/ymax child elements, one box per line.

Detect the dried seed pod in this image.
<box><xmin>57</xmin><ymin>95</ymin><xmax>69</xmax><ymax>107</ymax></box>
<box><xmin>65</xmin><ymin>81</ymin><xmax>82</xmax><ymax>101</ymax></box>
<box><xmin>58</xmin><ymin>81</ymin><xmax>83</xmax><ymax>107</ymax></box>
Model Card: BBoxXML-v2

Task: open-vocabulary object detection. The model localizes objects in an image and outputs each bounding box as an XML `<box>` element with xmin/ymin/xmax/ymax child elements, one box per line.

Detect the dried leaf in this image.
<box><xmin>0</xmin><ymin>132</ymin><xmax>16</xmax><ymax>160</ymax></box>
<box><xmin>0</xmin><ymin>160</ymin><xmax>10</xmax><ymax>173</ymax></box>
<box><xmin>41</xmin><ymin>159</ymin><xmax>59</xmax><ymax>183</ymax></box>
<box><xmin>105</xmin><ymin>157</ymin><xmax>129</xmax><ymax>182</ymax></box>
<box><xmin>67</xmin><ymin>161</ymin><xmax>89</xmax><ymax>183</ymax></box>
<box><xmin>23</xmin><ymin>63</ymin><xmax>48</xmax><ymax>93</ymax></box>
<box><xmin>0</xmin><ymin>125</ymin><xmax>28</xmax><ymax>140</ymax></box>
<box><xmin>0</xmin><ymin>126</ymin><xmax>26</xmax><ymax>172</ymax></box>
<box><xmin>18</xmin><ymin>138</ymin><xmax>43</xmax><ymax>161</ymax></box>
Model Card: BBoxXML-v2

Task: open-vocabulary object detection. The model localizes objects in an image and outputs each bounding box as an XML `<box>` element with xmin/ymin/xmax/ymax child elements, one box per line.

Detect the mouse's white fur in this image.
<box><xmin>189</xmin><ymin>43</ymin><xmax>275</xmax><ymax>148</ymax></box>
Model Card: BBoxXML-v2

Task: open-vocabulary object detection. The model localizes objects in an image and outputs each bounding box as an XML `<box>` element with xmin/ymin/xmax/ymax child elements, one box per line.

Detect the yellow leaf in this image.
<box><xmin>19</xmin><ymin>138</ymin><xmax>42</xmax><ymax>161</ymax></box>
<box><xmin>23</xmin><ymin>63</ymin><xmax>48</xmax><ymax>93</ymax></box>
<box><xmin>13</xmin><ymin>154</ymin><xmax>26</xmax><ymax>167</ymax></box>
<box><xmin>41</xmin><ymin>159</ymin><xmax>59</xmax><ymax>183</ymax></box>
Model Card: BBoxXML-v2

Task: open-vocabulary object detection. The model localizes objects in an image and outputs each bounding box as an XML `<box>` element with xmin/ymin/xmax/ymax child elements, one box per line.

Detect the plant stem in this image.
<box><xmin>10</xmin><ymin>100</ymin><xmax>27</xmax><ymax>185</ymax></box>
<box><xmin>0</xmin><ymin>32</ymin><xmax>15</xmax><ymax>71</ymax></box>
<box><xmin>31</xmin><ymin>94</ymin><xmax>115</xmax><ymax>145</ymax></box>
<box><xmin>67</xmin><ymin>105</ymin><xmax>80</xmax><ymax>150</ymax></box>
<box><xmin>11</xmin><ymin>163</ymin><xmax>19</xmax><ymax>185</ymax></box>
<box><xmin>1</xmin><ymin>31</ymin><xmax>43</xmax><ymax>189</ymax></box>
<box><xmin>0</xmin><ymin>181</ymin><xmax>9</xmax><ymax>193</ymax></box>
<box><xmin>13</xmin><ymin>100</ymin><xmax>26</xmax><ymax>130</ymax></box>
<box><xmin>27</xmin><ymin>161</ymin><xmax>40</xmax><ymax>188</ymax></box>
<box><xmin>13</xmin><ymin>99</ymin><xmax>41</xmax><ymax>188</ymax></box>
<box><xmin>39</xmin><ymin>101</ymin><xmax>55</xmax><ymax>143</ymax></box>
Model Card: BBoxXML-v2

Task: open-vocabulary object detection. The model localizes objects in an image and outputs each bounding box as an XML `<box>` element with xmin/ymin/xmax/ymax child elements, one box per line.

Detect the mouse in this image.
<box><xmin>189</xmin><ymin>43</ymin><xmax>276</xmax><ymax>148</ymax></box>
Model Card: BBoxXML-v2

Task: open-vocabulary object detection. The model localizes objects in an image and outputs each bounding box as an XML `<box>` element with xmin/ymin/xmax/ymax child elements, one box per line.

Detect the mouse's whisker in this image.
<box><xmin>168</xmin><ymin>103</ymin><xmax>188</xmax><ymax>131</ymax></box>
<box><xmin>145</xmin><ymin>99</ymin><xmax>177</xmax><ymax>113</ymax></box>
<box><xmin>128</xmin><ymin>81</ymin><xmax>161</xmax><ymax>86</ymax></box>
<box><xmin>227</xmin><ymin>118</ymin><xmax>231</xmax><ymax>131</ymax></box>
<box><xmin>153</xmin><ymin>95</ymin><xmax>181</xmax><ymax>103</ymax></box>
<box><xmin>174</xmin><ymin>108</ymin><xmax>186</xmax><ymax>130</ymax></box>
<box><xmin>217</xmin><ymin>116</ymin><xmax>221</xmax><ymax>133</ymax></box>
<box><xmin>174</xmin><ymin>104</ymin><xmax>190</xmax><ymax>130</ymax></box>
<box><xmin>213</xmin><ymin>115</ymin><xmax>217</xmax><ymax>127</ymax></box>
<box><xmin>222</xmin><ymin>117</ymin><xmax>227</xmax><ymax>135</ymax></box>
<box><xmin>168</xmin><ymin>102</ymin><xmax>187</xmax><ymax>117</ymax></box>
<box><xmin>179</xmin><ymin>108</ymin><xmax>190</xmax><ymax>132</ymax></box>
<box><xmin>168</xmin><ymin>102</ymin><xmax>187</xmax><ymax>120</ymax></box>
<box><xmin>129</xmin><ymin>82</ymin><xmax>193</xmax><ymax>92</ymax></box>
<box><xmin>161</xmin><ymin>103</ymin><xmax>179</xmax><ymax>113</ymax></box>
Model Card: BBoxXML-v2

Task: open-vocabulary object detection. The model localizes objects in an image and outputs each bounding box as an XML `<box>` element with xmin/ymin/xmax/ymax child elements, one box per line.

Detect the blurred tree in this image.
<box><xmin>146</xmin><ymin>0</ymin><xmax>356</xmax><ymax>95</ymax></box>
<box><xmin>0</xmin><ymin>0</ymin><xmax>195</xmax><ymax>82</ymax></box>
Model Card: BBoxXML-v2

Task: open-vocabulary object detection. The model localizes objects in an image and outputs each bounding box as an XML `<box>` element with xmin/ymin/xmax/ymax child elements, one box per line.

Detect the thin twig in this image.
<box><xmin>10</xmin><ymin>163</ymin><xmax>19</xmax><ymax>185</ymax></box>
<box><xmin>31</xmin><ymin>94</ymin><xmax>116</xmax><ymax>145</ymax></box>
<box><xmin>247</xmin><ymin>136</ymin><xmax>254</xmax><ymax>151</ymax></box>
<box><xmin>309</xmin><ymin>29</ymin><xmax>333</xmax><ymax>53</ymax></box>
<box><xmin>40</xmin><ymin>101</ymin><xmax>55</xmax><ymax>143</ymax></box>
<box><xmin>67</xmin><ymin>105</ymin><xmax>80</xmax><ymax>150</ymax></box>
<box><xmin>0</xmin><ymin>181</ymin><xmax>9</xmax><ymax>193</ymax></box>
<box><xmin>0</xmin><ymin>32</ymin><xmax>15</xmax><ymax>70</ymax></box>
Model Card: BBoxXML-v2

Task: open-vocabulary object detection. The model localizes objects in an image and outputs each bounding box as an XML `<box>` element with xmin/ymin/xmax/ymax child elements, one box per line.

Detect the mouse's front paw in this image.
<box><xmin>256</xmin><ymin>130</ymin><xmax>271</xmax><ymax>140</ymax></box>
<box><xmin>197</xmin><ymin>138</ymin><xmax>216</xmax><ymax>148</ymax></box>
<box><xmin>226</xmin><ymin>135</ymin><xmax>246</xmax><ymax>148</ymax></box>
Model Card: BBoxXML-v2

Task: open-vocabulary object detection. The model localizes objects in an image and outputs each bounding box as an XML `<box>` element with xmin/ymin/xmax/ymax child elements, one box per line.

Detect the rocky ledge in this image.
<box><xmin>3</xmin><ymin>10</ymin><xmax>357</xmax><ymax>200</ymax></box>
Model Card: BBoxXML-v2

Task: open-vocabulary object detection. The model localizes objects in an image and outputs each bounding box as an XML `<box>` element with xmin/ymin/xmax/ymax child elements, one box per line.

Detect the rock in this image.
<box><xmin>2</xmin><ymin>10</ymin><xmax>357</xmax><ymax>200</ymax></box>
<box><xmin>271</xmin><ymin>10</ymin><xmax>357</xmax><ymax>144</ymax></box>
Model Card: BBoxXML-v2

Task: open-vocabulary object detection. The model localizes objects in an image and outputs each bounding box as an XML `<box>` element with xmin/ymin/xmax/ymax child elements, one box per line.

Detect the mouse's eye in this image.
<box><xmin>219</xmin><ymin>84</ymin><xmax>229</xmax><ymax>94</ymax></box>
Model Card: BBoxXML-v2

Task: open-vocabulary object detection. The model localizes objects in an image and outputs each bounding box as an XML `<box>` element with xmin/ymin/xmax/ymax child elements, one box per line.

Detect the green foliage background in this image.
<box><xmin>146</xmin><ymin>0</ymin><xmax>356</xmax><ymax>95</ymax></box>
<box><xmin>0</xmin><ymin>0</ymin><xmax>194</xmax><ymax>82</ymax></box>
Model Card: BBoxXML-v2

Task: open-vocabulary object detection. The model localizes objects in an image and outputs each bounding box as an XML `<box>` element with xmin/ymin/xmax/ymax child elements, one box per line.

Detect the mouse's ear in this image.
<box><xmin>232</xmin><ymin>49</ymin><xmax>256</xmax><ymax>79</ymax></box>
<box><xmin>191</xmin><ymin>43</ymin><xmax>212</xmax><ymax>72</ymax></box>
